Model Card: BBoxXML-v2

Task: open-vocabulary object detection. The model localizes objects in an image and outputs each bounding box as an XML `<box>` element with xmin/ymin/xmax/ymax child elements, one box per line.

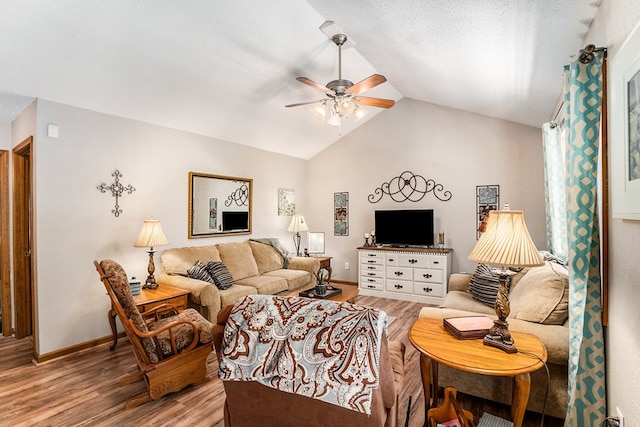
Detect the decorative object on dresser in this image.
<box><xmin>96</xmin><ymin>169</ymin><xmax>136</xmax><ymax>217</ymax></box>
<box><xmin>133</xmin><ymin>219</ymin><xmax>169</xmax><ymax>289</ymax></box>
<box><xmin>287</xmin><ymin>215</ymin><xmax>309</xmax><ymax>256</ymax></box>
<box><xmin>358</xmin><ymin>246</ymin><xmax>452</xmax><ymax>305</ymax></box>
<box><xmin>468</xmin><ymin>208</ymin><xmax>543</xmax><ymax>353</ymax></box>
<box><xmin>368</xmin><ymin>170</ymin><xmax>452</xmax><ymax>203</ymax></box>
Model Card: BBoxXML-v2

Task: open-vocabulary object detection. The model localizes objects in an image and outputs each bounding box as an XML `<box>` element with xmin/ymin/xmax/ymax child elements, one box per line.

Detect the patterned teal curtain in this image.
<box><xmin>564</xmin><ymin>49</ymin><xmax>606</xmax><ymax>425</ymax></box>
<box><xmin>541</xmin><ymin>121</ymin><xmax>568</xmax><ymax>261</ymax></box>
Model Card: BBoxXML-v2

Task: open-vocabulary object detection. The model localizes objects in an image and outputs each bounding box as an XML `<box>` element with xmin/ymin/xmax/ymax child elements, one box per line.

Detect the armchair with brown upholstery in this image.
<box><xmin>213</xmin><ymin>295</ymin><xmax>406</xmax><ymax>427</ymax></box>
<box><xmin>95</xmin><ymin>259</ymin><xmax>215</xmax><ymax>409</ymax></box>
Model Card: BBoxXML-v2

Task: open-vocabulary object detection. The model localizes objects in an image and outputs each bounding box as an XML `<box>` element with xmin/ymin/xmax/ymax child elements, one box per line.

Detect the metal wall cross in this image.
<box><xmin>97</xmin><ymin>169</ymin><xmax>136</xmax><ymax>217</ymax></box>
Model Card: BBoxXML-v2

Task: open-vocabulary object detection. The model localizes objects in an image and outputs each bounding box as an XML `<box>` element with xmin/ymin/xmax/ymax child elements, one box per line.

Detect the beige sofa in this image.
<box><xmin>418</xmin><ymin>261</ymin><xmax>569</xmax><ymax>419</ymax></box>
<box><xmin>157</xmin><ymin>240</ymin><xmax>320</xmax><ymax>322</ymax></box>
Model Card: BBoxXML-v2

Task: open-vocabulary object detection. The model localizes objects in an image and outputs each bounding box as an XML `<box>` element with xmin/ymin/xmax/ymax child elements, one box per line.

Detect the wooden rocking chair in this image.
<box><xmin>95</xmin><ymin>259</ymin><xmax>214</xmax><ymax>409</ymax></box>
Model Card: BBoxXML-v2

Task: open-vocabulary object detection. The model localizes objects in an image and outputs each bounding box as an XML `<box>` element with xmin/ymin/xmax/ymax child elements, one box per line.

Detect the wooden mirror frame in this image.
<box><xmin>188</xmin><ymin>172</ymin><xmax>253</xmax><ymax>238</ymax></box>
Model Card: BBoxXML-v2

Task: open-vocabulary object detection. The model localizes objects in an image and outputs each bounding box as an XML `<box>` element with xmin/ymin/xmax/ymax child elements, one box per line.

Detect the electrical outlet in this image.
<box><xmin>617</xmin><ymin>407</ymin><xmax>624</xmax><ymax>427</ymax></box>
<box><xmin>344</xmin><ymin>262</ymin><xmax>350</xmax><ymax>270</ymax></box>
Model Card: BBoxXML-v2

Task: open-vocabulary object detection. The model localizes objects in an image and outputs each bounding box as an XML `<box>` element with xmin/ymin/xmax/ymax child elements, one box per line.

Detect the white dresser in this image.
<box><xmin>358</xmin><ymin>246</ymin><xmax>452</xmax><ymax>305</ymax></box>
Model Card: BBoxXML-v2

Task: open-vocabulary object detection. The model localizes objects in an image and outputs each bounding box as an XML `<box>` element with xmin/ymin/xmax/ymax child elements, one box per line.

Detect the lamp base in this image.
<box><xmin>483</xmin><ymin>319</ymin><xmax>517</xmax><ymax>353</ymax></box>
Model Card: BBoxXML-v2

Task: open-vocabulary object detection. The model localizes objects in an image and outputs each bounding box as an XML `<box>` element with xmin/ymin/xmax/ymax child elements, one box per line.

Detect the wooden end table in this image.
<box><xmin>409</xmin><ymin>317</ymin><xmax>547</xmax><ymax>427</ymax></box>
<box><xmin>108</xmin><ymin>283</ymin><xmax>190</xmax><ymax>350</ymax></box>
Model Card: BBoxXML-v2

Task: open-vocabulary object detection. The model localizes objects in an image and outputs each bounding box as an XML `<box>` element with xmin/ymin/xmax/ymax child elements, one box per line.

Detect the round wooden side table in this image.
<box><xmin>409</xmin><ymin>317</ymin><xmax>547</xmax><ymax>427</ymax></box>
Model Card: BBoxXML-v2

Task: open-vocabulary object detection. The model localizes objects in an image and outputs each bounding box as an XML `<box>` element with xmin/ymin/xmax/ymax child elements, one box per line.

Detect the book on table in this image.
<box><xmin>443</xmin><ymin>316</ymin><xmax>494</xmax><ymax>340</ymax></box>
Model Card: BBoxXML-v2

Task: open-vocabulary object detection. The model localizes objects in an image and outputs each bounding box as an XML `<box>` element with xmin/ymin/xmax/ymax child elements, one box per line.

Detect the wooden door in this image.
<box><xmin>13</xmin><ymin>137</ymin><xmax>34</xmax><ymax>339</ymax></box>
<box><xmin>0</xmin><ymin>150</ymin><xmax>10</xmax><ymax>336</ymax></box>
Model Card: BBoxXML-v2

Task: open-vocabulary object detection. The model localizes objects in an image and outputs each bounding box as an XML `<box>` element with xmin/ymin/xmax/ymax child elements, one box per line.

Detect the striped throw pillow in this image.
<box><xmin>187</xmin><ymin>261</ymin><xmax>215</xmax><ymax>284</ymax></box>
<box><xmin>467</xmin><ymin>264</ymin><xmax>511</xmax><ymax>307</ymax></box>
<box><xmin>206</xmin><ymin>261</ymin><xmax>234</xmax><ymax>290</ymax></box>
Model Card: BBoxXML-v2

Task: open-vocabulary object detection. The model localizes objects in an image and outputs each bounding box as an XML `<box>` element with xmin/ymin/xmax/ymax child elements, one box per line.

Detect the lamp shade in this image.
<box><xmin>468</xmin><ymin>210</ymin><xmax>543</xmax><ymax>268</ymax></box>
<box><xmin>287</xmin><ymin>215</ymin><xmax>309</xmax><ymax>233</ymax></box>
<box><xmin>134</xmin><ymin>220</ymin><xmax>169</xmax><ymax>248</ymax></box>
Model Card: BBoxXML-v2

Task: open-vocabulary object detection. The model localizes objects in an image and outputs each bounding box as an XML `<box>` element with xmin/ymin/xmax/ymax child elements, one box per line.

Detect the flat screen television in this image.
<box><xmin>222</xmin><ymin>211</ymin><xmax>249</xmax><ymax>231</ymax></box>
<box><xmin>375</xmin><ymin>209</ymin><xmax>434</xmax><ymax>247</ymax></box>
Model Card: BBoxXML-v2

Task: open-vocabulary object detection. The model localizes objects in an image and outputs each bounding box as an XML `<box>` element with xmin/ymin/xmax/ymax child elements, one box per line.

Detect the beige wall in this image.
<box><xmin>306</xmin><ymin>98</ymin><xmax>546</xmax><ymax>281</ymax></box>
<box><xmin>29</xmin><ymin>99</ymin><xmax>309</xmax><ymax>356</ymax></box>
<box><xmin>588</xmin><ymin>0</ymin><xmax>640</xmax><ymax>422</ymax></box>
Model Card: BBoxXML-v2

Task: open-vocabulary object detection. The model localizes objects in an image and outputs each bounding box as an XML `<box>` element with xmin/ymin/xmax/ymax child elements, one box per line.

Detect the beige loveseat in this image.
<box><xmin>157</xmin><ymin>240</ymin><xmax>320</xmax><ymax>322</ymax></box>
<box><xmin>418</xmin><ymin>261</ymin><xmax>569</xmax><ymax>419</ymax></box>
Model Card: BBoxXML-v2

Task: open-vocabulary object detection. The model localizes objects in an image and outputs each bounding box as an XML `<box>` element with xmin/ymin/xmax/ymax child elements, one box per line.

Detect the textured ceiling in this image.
<box><xmin>0</xmin><ymin>1</ymin><xmax>601</xmax><ymax>158</ymax></box>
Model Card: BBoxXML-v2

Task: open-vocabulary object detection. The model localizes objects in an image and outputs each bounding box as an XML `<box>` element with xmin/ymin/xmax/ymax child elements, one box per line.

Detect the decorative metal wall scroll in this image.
<box><xmin>334</xmin><ymin>192</ymin><xmax>349</xmax><ymax>236</ymax></box>
<box><xmin>476</xmin><ymin>185</ymin><xmax>499</xmax><ymax>239</ymax></box>
<box><xmin>224</xmin><ymin>183</ymin><xmax>249</xmax><ymax>207</ymax></box>
<box><xmin>368</xmin><ymin>170</ymin><xmax>452</xmax><ymax>203</ymax></box>
<box><xmin>96</xmin><ymin>169</ymin><xmax>136</xmax><ymax>217</ymax></box>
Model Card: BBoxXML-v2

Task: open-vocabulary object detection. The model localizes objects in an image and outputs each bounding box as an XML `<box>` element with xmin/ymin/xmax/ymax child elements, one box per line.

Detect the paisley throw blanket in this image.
<box><xmin>218</xmin><ymin>295</ymin><xmax>388</xmax><ymax>414</ymax></box>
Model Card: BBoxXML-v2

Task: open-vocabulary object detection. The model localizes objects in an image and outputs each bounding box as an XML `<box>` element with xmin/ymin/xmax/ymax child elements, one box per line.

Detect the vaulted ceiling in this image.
<box><xmin>0</xmin><ymin>1</ymin><xmax>601</xmax><ymax>159</ymax></box>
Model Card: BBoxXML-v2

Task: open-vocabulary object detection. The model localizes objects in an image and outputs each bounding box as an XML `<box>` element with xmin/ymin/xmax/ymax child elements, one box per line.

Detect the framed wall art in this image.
<box><xmin>334</xmin><ymin>192</ymin><xmax>349</xmax><ymax>236</ymax></box>
<box><xmin>278</xmin><ymin>188</ymin><xmax>295</xmax><ymax>216</ymax></box>
<box><xmin>611</xmin><ymin>24</ymin><xmax>640</xmax><ymax>220</ymax></box>
<box><xmin>476</xmin><ymin>185</ymin><xmax>499</xmax><ymax>239</ymax></box>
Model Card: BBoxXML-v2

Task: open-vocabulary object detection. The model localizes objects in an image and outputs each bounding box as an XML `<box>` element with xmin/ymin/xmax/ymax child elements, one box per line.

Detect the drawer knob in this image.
<box><xmin>423</xmin><ymin>273</ymin><xmax>433</xmax><ymax>279</ymax></box>
<box><xmin>433</xmin><ymin>261</ymin><xmax>440</xmax><ymax>265</ymax></box>
<box><xmin>367</xmin><ymin>260</ymin><xmax>376</xmax><ymax>264</ymax></box>
<box><xmin>367</xmin><ymin>285</ymin><xmax>376</xmax><ymax>289</ymax></box>
<box><xmin>394</xmin><ymin>271</ymin><xmax>404</xmax><ymax>276</ymax></box>
<box><xmin>367</xmin><ymin>273</ymin><xmax>376</xmax><ymax>276</ymax></box>
<box><xmin>394</xmin><ymin>284</ymin><xmax>403</xmax><ymax>289</ymax></box>
<box><xmin>367</xmin><ymin>266</ymin><xmax>375</xmax><ymax>269</ymax></box>
<box><xmin>423</xmin><ymin>287</ymin><xmax>433</xmax><ymax>293</ymax></box>
<box><xmin>367</xmin><ymin>278</ymin><xmax>376</xmax><ymax>283</ymax></box>
<box><xmin>409</xmin><ymin>259</ymin><xmax>418</xmax><ymax>264</ymax></box>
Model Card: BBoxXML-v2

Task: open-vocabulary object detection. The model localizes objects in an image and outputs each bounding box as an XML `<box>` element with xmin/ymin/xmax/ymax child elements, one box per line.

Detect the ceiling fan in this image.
<box><xmin>285</xmin><ymin>33</ymin><xmax>395</xmax><ymax>125</ymax></box>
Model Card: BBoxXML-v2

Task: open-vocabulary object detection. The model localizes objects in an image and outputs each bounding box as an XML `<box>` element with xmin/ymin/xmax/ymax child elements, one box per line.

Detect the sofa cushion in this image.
<box><xmin>440</xmin><ymin>291</ymin><xmax>497</xmax><ymax>315</ymax></box>
<box><xmin>217</xmin><ymin>242</ymin><xmax>260</xmax><ymax>281</ymax></box>
<box><xmin>263</xmin><ymin>269</ymin><xmax>310</xmax><ymax>291</ymax></box>
<box><xmin>219</xmin><ymin>284</ymin><xmax>257</xmax><ymax>307</ymax></box>
<box><xmin>187</xmin><ymin>261</ymin><xmax>215</xmax><ymax>284</ymax></box>
<box><xmin>162</xmin><ymin>245</ymin><xmax>221</xmax><ymax>276</ymax></box>
<box><xmin>249</xmin><ymin>241</ymin><xmax>285</xmax><ymax>274</ymax></box>
<box><xmin>509</xmin><ymin>262</ymin><xmax>569</xmax><ymax>325</ymax></box>
<box><xmin>206</xmin><ymin>261</ymin><xmax>234</xmax><ymax>290</ymax></box>
<box><xmin>235</xmin><ymin>275</ymin><xmax>288</xmax><ymax>295</ymax></box>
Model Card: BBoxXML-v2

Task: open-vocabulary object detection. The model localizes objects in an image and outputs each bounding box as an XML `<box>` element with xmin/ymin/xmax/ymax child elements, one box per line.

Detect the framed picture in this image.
<box><xmin>611</xmin><ymin>23</ymin><xmax>640</xmax><ymax>219</ymax></box>
<box><xmin>278</xmin><ymin>188</ymin><xmax>295</xmax><ymax>216</ymax></box>
<box><xmin>476</xmin><ymin>185</ymin><xmax>499</xmax><ymax>239</ymax></box>
<box><xmin>209</xmin><ymin>198</ymin><xmax>217</xmax><ymax>230</ymax></box>
<box><xmin>334</xmin><ymin>192</ymin><xmax>349</xmax><ymax>236</ymax></box>
<box><xmin>308</xmin><ymin>232</ymin><xmax>325</xmax><ymax>254</ymax></box>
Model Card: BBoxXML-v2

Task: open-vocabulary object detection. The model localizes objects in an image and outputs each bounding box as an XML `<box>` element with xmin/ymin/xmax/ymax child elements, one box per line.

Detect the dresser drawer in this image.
<box><xmin>386</xmin><ymin>266</ymin><xmax>413</xmax><ymax>281</ymax></box>
<box><xmin>139</xmin><ymin>295</ymin><xmax>187</xmax><ymax>313</ymax></box>
<box><xmin>413</xmin><ymin>268</ymin><xmax>444</xmax><ymax>284</ymax></box>
<box><xmin>361</xmin><ymin>264</ymin><xmax>384</xmax><ymax>278</ymax></box>
<box><xmin>360</xmin><ymin>276</ymin><xmax>384</xmax><ymax>291</ymax></box>
<box><xmin>413</xmin><ymin>282</ymin><xmax>444</xmax><ymax>298</ymax></box>
<box><xmin>428</xmin><ymin>256</ymin><xmax>446</xmax><ymax>269</ymax></box>
<box><xmin>398</xmin><ymin>254</ymin><xmax>430</xmax><ymax>268</ymax></box>
<box><xmin>361</xmin><ymin>251</ymin><xmax>384</xmax><ymax>265</ymax></box>
<box><xmin>386</xmin><ymin>279</ymin><xmax>413</xmax><ymax>294</ymax></box>
<box><xmin>385</xmin><ymin>254</ymin><xmax>399</xmax><ymax>266</ymax></box>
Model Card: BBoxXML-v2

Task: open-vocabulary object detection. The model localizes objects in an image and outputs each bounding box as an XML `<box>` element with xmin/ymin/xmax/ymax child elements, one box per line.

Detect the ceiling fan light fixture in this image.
<box><xmin>338</xmin><ymin>97</ymin><xmax>356</xmax><ymax>117</ymax></box>
<box><xmin>354</xmin><ymin>105</ymin><xmax>368</xmax><ymax>121</ymax></box>
<box><xmin>311</xmin><ymin>102</ymin><xmax>328</xmax><ymax>121</ymax></box>
<box><xmin>327</xmin><ymin>109</ymin><xmax>341</xmax><ymax>126</ymax></box>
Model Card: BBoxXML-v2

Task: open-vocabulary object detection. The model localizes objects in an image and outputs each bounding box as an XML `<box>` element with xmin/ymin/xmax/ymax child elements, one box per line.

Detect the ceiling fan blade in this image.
<box><xmin>285</xmin><ymin>100</ymin><xmax>325</xmax><ymax>108</ymax></box>
<box><xmin>349</xmin><ymin>74</ymin><xmax>387</xmax><ymax>95</ymax></box>
<box><xmin>357</xmin><ymin>96</ymin><xmax>395</xmax><ymax>109</ymax></box>
<box><xmin>296</xmin><ymin>77</ymin><xmax>333</xmax><ymax>94</ymax></box>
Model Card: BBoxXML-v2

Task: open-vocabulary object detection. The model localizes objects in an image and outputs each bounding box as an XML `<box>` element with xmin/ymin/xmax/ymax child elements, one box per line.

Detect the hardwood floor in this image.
<box><xmin>0</xmin><ymin>295</ymin><xmax>564</xmax><ymax>426</ymax></box>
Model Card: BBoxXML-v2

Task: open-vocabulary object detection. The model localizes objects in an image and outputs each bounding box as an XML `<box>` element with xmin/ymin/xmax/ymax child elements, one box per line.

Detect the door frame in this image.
<box><xmin>12</xmin><ymin>136</ymin><xmax>35</xmax><ymax>340</ymax></box>
<box><xmin>0</xmin><ymin>149</ymin><xmax>10</xmax><ymax>336</ymax></box>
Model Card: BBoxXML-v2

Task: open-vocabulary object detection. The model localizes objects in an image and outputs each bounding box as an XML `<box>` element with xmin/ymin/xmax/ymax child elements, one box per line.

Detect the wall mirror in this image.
<box><xmin>188</xmin><ymin>172</ymin><xmax>253</xmax><ymax>238</ymax></box>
